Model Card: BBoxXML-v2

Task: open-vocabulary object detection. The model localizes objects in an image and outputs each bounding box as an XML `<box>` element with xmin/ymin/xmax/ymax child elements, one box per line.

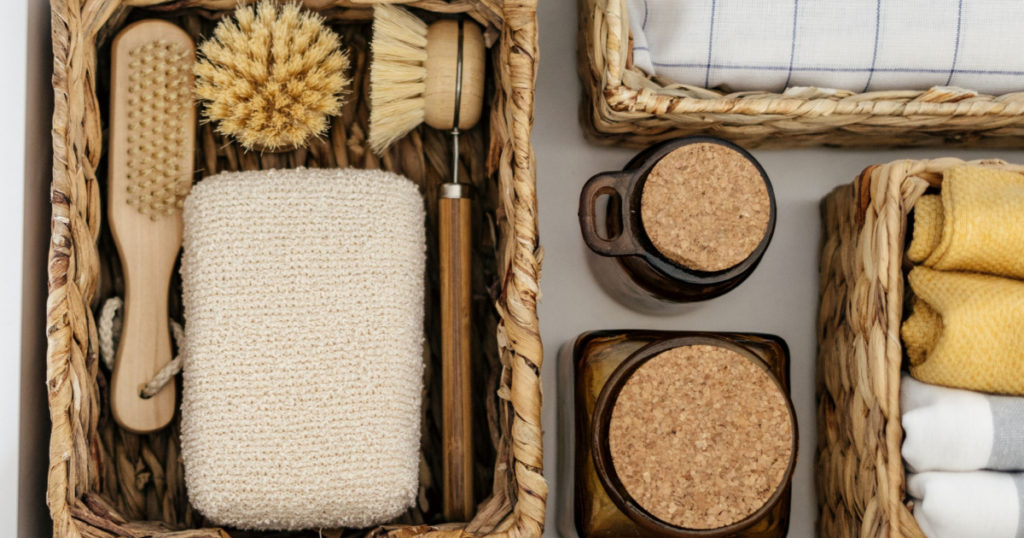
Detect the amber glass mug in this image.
<box><xmin>578</xmin><ymin>137</ymin><xmax>776</xmax><ymax>313</ymax></box>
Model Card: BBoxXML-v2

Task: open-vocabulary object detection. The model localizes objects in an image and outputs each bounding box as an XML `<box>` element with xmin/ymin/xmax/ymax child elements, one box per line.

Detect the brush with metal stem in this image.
<box><xmin>369</xmin><ymin>4</ymin><xmax>486</xmax><ymax>522</ymax></box>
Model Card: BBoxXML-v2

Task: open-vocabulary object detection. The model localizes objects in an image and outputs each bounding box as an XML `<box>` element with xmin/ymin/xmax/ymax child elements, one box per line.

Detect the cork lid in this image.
<box><xmin>640</xmin><ymin>143</ymin><xmax>770</xmax><ymax>272</ymax></box>
<box><xmin>608</xmin><ymin>344</ymin><xmax>793</xmax><ymax>530</ymax></box>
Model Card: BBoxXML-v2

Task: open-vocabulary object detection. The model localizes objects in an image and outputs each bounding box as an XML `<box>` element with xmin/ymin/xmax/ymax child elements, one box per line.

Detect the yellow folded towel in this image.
<box><xmin>902</xmin><ymin>267</ymin><xmax>1024</xmax><ymax>396</ymax></box>
<box><xmin>907</xmin><ymin>165</ymin><xmax>1024</xmax><ymax>279</ymax></box>
<box><xmin>906</xmin><ymin>195</ymin><xmax>943</xmax><ymax>263</ymax></box>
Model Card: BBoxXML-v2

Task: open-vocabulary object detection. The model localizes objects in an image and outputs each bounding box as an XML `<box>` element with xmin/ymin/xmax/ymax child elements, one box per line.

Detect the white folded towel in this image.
<box><xmin>902</xmin><ymin>375</ymin><xmax>1024</xmax><ymax>472</ymax></box>
<box><xmin>908</xmin><ymin>471</ymin><xmax>1024</xmax><ymax>538</ymax></box>
<box><xmin>626</xmin><ymin>0</ymin><xmax>1024</xmax><ymax>94</ymax></box>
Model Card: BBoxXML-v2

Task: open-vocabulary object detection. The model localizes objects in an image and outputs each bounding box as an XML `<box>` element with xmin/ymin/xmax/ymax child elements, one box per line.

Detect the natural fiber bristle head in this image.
<box><xmin>195</xmin><ymin>1</ymin><xmax>350</xmax><ymax>152</ymax></box>
<box><xmin>369</xmin><ymin>4</ymin><xmax>428</xmax><ymax>155</ymax></box>
<box><xmin>126</xmin><ymin>39</ymin><xmax>193</xmax><ymax>219</ymax></box>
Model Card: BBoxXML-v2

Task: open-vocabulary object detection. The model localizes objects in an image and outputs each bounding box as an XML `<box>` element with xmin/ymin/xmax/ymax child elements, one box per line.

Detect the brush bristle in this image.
<box><xmin>125</xmin><ymin>39</ymin><xmax>193</xmax><ymax>219</ymax></box>
<box><xmin>195</xmin><ymin>1</ymin><xmax>350</xmax><ymax>152</ymax></box>
<box><xmin>369</xmin><ymin>4</ymin><xmax>428</xmax><ymax>155</ymax></box>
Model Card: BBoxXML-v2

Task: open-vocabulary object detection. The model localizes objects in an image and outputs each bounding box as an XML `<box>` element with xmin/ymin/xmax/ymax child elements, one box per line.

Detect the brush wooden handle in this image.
<box><xmin>109</xmin><ymin>226</ymin><xmax>180</xmax><ymax>434</ymax></box>
<box><xmin>108</xmin><ymin>20</ymin><xmax>194</xmax><ymax>434</ymax></box>
<box><xmin>440</xmin><ymin>186</ymin><xmax>474</xmax><ymax>521</ymax></box>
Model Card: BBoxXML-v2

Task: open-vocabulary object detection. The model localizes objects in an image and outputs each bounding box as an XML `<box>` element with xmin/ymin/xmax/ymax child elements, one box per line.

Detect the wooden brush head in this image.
<box><xmin>424</xmin><ymin>19</ymin><xmax>485</xmax><ymax>132</ymax></box>
<box><xmin>114</xmin><ymin>20</ymin><xmax>194</xmax><ymax>219</ymax></box>
<box><xmin>368</xmin><ymin>6</ymin><xmax>486</xmax><ymax>154</ymax></box>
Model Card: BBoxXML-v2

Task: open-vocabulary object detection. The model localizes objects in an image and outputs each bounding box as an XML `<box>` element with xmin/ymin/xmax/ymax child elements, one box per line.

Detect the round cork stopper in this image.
<box><xmin>640</xmin><ymin>143</ymin><xmax>770</xmax><ymax>272</ymax></box>
<box><xmin>608</xmin><ymin>344</ymin><xmax>793</xmax><ymax>530</ymax></box>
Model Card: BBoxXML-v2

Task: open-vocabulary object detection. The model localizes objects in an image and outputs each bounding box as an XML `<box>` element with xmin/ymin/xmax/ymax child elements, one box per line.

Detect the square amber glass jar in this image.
<box><xmin>560</xmin><ymin>330</ymin><xmax>796</xmax><ymax>538</ymax></box>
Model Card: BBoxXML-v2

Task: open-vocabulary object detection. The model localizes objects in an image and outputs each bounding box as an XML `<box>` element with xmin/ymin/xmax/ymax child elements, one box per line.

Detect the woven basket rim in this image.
<box><xmin>578</xmin><ymin>0</ymin><xmax>1024</xmax><ymax>147</ymax></box>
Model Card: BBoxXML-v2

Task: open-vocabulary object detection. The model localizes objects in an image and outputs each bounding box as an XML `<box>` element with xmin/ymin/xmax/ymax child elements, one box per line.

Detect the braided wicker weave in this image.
<box><xmin>579</xmin><ymin>0</ymin><xmax>1024</xmax><ymax>148</ymax></box>
<box><xmin>816</xmin><ymin>158</ymin><xmax>1024</xmax><ymax>537</ymax></box>
<box><xmin>46</xmin><ymin>1</ymin><xmax>544</xmax><ymax>536</ymax></box>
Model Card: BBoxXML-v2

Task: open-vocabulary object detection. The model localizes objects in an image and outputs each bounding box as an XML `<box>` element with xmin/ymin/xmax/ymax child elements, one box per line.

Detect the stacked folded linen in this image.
<box><xmin>901</xmin><ymin>166</ymin><xmax>1024</xmax><ymax>396</ymax></box>
<box><xmin>903</xmin><ymin>376</ymin><xmax>1024</xmax><ymax>537</ymax></box>
<box><xmin>898</xmin><ymin>164</ymin><xmax>1024</xmax><ymax>537</ymax></box>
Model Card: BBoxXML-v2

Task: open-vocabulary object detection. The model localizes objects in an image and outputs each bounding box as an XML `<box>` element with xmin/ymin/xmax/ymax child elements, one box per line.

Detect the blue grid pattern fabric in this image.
<box><xmin>626</xmin><ymin>0</ymin><xmax>1024</xmax><ymax>94</ymax></box>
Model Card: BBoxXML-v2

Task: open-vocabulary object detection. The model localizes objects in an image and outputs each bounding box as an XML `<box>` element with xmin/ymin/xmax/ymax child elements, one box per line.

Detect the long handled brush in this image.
<box><xmin>369</xmin><ymin>4</ymin><xmax>486</xmax><ymax>522</ymax></box>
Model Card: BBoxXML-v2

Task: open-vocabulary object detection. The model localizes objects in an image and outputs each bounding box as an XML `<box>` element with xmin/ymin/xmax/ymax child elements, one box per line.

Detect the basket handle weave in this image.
<box><xmin>855</xmin><ymin>164</ymin><xmax>879</xmax><ymax>227</ymax></box>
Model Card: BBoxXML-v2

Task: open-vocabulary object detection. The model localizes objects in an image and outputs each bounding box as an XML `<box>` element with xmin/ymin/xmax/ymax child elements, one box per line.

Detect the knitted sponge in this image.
<box><xmin>180</xmin><ymin>168</ymin><xmax>425</xmax><ymax>530</ymax></box>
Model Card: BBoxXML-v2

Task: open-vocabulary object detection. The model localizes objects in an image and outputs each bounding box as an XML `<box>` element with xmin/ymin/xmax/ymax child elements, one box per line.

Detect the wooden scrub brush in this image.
<box><xmin>195</xmin><ymin>1</ymin><xmax>350</xmax><ymax>152</ymax></box>
<box><xmin>108</xmin><ymin>20</ymin><xmax>195</xmax><ymax>433</ymax></box>
<box><xmin>370</xmin><ymin>4</ymin><xmax>486</xmax><ymax>522</ymax></box>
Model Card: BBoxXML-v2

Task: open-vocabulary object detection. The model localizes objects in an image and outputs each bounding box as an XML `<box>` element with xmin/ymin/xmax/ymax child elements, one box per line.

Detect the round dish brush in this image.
<box><xmin>195</xmin><ymin>0</ymin><xmax>350</xmax><ymax>152</ymax></box>
<box><xmin>368</xmin><ymin>5</ymin><xmax>485</xmax><ymax>154</ymax></box>
<box><xmin>369</xmin><ymin>4</ymin><xmax>486</xmax><ymax>522</ymax></box>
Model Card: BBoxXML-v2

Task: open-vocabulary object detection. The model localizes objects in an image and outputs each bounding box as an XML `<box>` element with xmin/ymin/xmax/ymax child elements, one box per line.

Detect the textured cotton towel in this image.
<box><xmin>626</xmin><ymin>0</ymin><xmax>1024</xmax><ymax>94</ymax></box>
<box><xmin>902</xmin><ymin>267</ymin><xmax>1024</xmax><ymax>396</ymax></box>
<box><xmin>906</xmin><ymin>195</ymin><xmax>944</xmax><ymax>264</ymax></box>
<box><xmin>907</xmin><ymin>166</ymin><xmax>1024</xmax><ymax>279</ymax></box>
<box><xmin>180</xmin><ymin>168</ymin><xmax>425</xmax><ymax>530</ymax></box>
<box><xmin>902</xmin><ymin>375</ymin><xmax>1024</xmax><ymax>472</ymax></box>
<box><xmin>908</xmin><ymin>471</ymin><xmax>1024</xmax><ymax>538</ymax></box>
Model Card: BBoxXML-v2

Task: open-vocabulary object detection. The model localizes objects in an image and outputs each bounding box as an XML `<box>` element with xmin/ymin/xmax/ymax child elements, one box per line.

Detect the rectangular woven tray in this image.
<box><xmin>578</xmin><ymin>0</ymin><xmax>1024</xmax><ymax>148</ymax></box>
<box><xmin>816</xmin><ymin>158</ymin><xmax>1024</xmax><ymax>537</ymax></box>
<box><xmin>45</xmin><ymin>1</ymin><xmax>544</xmax><ymax>536</ymax></box>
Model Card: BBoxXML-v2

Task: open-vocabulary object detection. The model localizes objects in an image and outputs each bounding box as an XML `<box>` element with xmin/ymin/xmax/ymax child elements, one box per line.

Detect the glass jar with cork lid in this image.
<box><xmin>578</xmin><ymin>137</ymin><xmax>776</xmax><ymax>313</ymax></box>
<box><xmin>560</xmin><ymin>330</ymin><xmax>797</xmax><ymax>538</ymax></box>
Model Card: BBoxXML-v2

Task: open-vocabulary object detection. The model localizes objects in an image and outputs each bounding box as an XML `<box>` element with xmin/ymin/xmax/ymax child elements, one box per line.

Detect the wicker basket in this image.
<box><xmin>46</xmin><ymin>1</ymin><xmax>544</xmax><ymax>536</ymax></box>
<box><xmin>578</xmin><ymin>0</ymin><xmax>1024</xmax><ymax>148</ymax></box>
<box><xmin>816</xmin><ymin>158</ymin><xmax>1024</xmax><ymax>537</ymax></box>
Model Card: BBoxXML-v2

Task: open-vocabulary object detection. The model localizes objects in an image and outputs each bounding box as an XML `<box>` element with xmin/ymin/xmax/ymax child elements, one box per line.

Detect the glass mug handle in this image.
<box><xmin>578</xmin><ymin>172</ymin><xmax>644</xmax><ymax>257</ymax></box>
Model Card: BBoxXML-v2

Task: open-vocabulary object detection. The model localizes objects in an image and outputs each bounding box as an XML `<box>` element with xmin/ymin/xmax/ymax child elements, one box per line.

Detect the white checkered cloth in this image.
<box><xmin>626</xmin><ymin>0</ymin><xmax>1024</xmax><ymax>94</ymax></box>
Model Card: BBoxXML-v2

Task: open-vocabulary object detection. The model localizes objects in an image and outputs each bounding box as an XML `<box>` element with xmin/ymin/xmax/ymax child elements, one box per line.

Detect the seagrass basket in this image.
<box><xmin>578</xmin><ymin>0</ymin><xmax>1024</xmax><ymax>148</ymax></box>
<box><xmin>816</xmin><ymin>158</ymin><xmax>1024</xmax><ymax>537</ymax></box>
<box><xmin>46</xmin><ymin>1</ymin><xmax>545</xmax><ymax>536</ymax></box>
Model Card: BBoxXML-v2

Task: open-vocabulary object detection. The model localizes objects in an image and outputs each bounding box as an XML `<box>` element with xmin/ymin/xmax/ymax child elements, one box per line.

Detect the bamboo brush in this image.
<box><xmin>370</xmin><ymin>4</ymin><xmax>486</xmax><ymax>522</ymax></box>
<box><xmin>108</xmin><ymin>20</ymin><xmax>195</xmax><ymax>433</ymax></box>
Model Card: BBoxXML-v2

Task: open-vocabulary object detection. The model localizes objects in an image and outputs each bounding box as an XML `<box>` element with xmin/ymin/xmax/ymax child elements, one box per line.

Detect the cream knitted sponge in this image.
<box><xmin>179</xmin><ymin>168</ymin><xmax>425</xmax><ymax>530</ymax></box>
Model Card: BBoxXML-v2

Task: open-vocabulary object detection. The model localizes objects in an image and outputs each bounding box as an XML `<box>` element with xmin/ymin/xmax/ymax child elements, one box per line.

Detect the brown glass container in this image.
<box><xmin>564</xmin><ymin>330</ymin><xmax>796</xmax><ymax>538</ymax></box>
<box><xmin>578</xmin><ymin>137</ymin><xmax>776</xmax><ymax>313</ymax></box>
